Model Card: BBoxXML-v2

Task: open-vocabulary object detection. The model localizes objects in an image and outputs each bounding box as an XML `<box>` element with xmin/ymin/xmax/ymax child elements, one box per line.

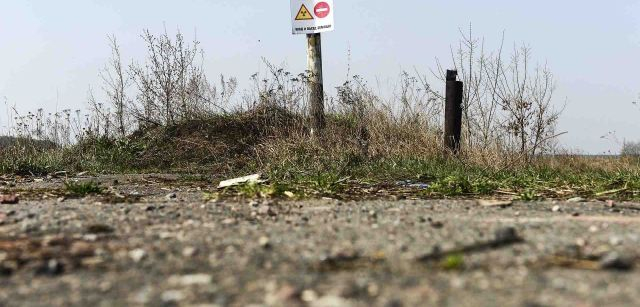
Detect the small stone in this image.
<box><xmin>57</xmin><ymin>197</ymin><xmax>66</xmax><ymax>203</ymax></box>
<box><xmin>259</xmin><ymin>236</ymin><xmax>271</xmax><ymax>249</ymax></box>
<box><xmin>606</xmin><ymin>200</ymin><xmax>616</xmax><ymax>208</ymax></box>
<box><xmin>494</xmin><ymin>227</ymin><xmax>520</xmax><ymax>243</ymax></box>
<box><xmin>222</xmin><ymin>218</ymin><xmax>237</xmax><ymax>225</ymax></box>
<box><xmin>249</xmin><ymin>200</ymin><xmax>260</xmax><ymax>207</ymax></box>
<box><xmin>568</xmin><ymin>197</ymin><xmax>586</xmax><ymax>203</ymax></box>
<box><xmin>86</xmin><ymin>224</ymin><xmax>114</xmax><ymax>234</ymax></box>
<box><xmin>36</xmin><ymin>259</ymin><xmax>64</xmax><ymax>276</ymax></box>
<box><xmin>83</xmin><ymin>234</ymin><xmax>98</xmax><ymax>242</ymax></box>
<box><xmin>258</xmin><ymin>206</ymin><xmax>277</xmax><ymax>217</ymax></box>
<box><xmin>161</xmin><ymin>290</ymin><xmax>185</xmax><ymax>303</ymax></box>
<box><xmin>589</xmin><ymin>225</ymin><xmax>599</xmax><ymax>233</ymax></box>
<box><xmin>311</xmin><ymin>295</ymin><xmax>352</xmax><ymax>307</ymax></box>
<box><xmin>385</xmin><ymin>299</ymin><xmax>404</xmax><ymax>307</ymax></box>
<box><xmin>609</xmin><ymin>236</ymin><xmax>623</xmax><ymax>246</ymax></box>
<box><xmin>599</xmin><ymin>252</ymin><xmax>634</xmax><ymax>271</ymax></box>
<box><xmin>129</xmin><ymin>249</ymin><xmax>146</xmax><ymax>263</ymax></box>
<box><xmin>571</xmin><ymin>212</ymin><xmax>580</xmax><ymax>217</ymax></box>
<box><xmin>182</xmin><ymin>247</ymin><xmax>198</xmax><ymax>257</ymax></box>
<box><xmin>70</xmin><ymin>241</ymin><xmax>95</xmax><ymax>258</ymax></box>
<box><xmin>369</xmin><ymin>210</ymin><xmax>378</xmax><ymax>218</ymax></box>
<box><xmin>168</xmin><ymin>274</ymin><xmax>212</xmax><ymax>286</ymax></box>
<box><xmin>576</xmin><ymin>238</ymin><xmax>587</xmax><ymax>247</ymax></box>
<box><xmin>552</xmin><ymin>205</ymin><xmax>561</xmax><ymax>212</ymax></box>
<box><xmin>430</xmin><ymin>221</ymin><xmax>444</xmax><ymax>229</ymax></box>
<box><xmin>302</xmin><ymin>290</ymin><xmax>319</xmax><ymax>302</ymax></box>
<box><xmin>165</xmin><ymin>192</ymin><xmax>178</xmax><ymax>200</ymax></box>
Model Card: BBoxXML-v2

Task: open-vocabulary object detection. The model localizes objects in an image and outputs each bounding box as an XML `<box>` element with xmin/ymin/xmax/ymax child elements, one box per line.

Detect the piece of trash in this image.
<box><xmin>567</xmin><ymin>197</ymin><xmax>586</xmax><ymax>203</ymax></box>
<box><xmin>284</xmin><ymin>191</ymin><xmax>295</xmax><ymax>198</ymax></box>
<box><xmin>395</xmin><ymin>180</ymin><xmax>429</xmax><ymax>189</ymax></box>
<box><xmin>0</xmin><ymin>194</ymin><xmax>18</xmax><ymax>205</ymax></box>
<box><xmin>218</xmin><ymin>174</ymin><xmax>265</xmax><ymax>189</ymax></box>
<box><xmin>477</xmin><ymin>199</ymin><xmax>513</xmax><ymax>208</ymax></box>
<box><xmin>408</xmin><ymin>183</ymin><xmax>430</xmax><ymax>189</ymax></box>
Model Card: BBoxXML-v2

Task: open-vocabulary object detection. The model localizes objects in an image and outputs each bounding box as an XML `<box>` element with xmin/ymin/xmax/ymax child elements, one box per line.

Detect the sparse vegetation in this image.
<box><xmin>1</xmin><ymin>29</ymin><xmax>639</xmax><ymax>201</ymax></box>
<box><xmin>64</xmin><ymin>181</ymin><xmax>103</xmax><ymax>196</ymax></box>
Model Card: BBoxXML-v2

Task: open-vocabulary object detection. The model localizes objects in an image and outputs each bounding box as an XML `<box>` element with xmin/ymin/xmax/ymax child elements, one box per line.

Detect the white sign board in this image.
<box><xmin>290</xmin><ymin>0</ymin><xmax>334</xmax><ymax>35</ymax></box>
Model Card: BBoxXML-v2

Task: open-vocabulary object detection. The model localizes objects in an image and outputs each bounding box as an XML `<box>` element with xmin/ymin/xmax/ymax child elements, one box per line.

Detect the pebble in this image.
<box><xmin>311</xmin><ymin>295</ymin><xmax>353</xmax><ymax>307</ymax></box>
<box><xmin>36</xmin><ymin>259</ymin><xmax>64</xmax><ymax>276</ymax></box>
<box><xmin>302</xmin><ymin>289</ymin><xmax>319</xmax><ymax>302</ymax></box>
<box><xmin>259</xmin><ymin>236</ymin><xmax>271</xmax><ymax>249</ymax></box>
<box><xmin>494</xmin><ymin>227</ymin><xmax>520</xmax><ymax>243</ymax></box>
<box><xmin>222</xmin><ymin>218</ymin><xmax>237</xmax><ymax>225</ymax></box>
<box><xmin>161</xmin><ymin>290</ymin><xmax>185</xmax><ymax>303</ymax></box>
<box><xmin>165</xmin><ymin>192</ymin><xmax>178</xmax><ymax>200</ymax></box>
<box><xmin>86</xmin><ymin>224</ymin><xmax>114</xmax><ymax>234</ymax></box>
<box><xmin>182</xmin><ymin>246</ymin><xmax>198</xmax><ymax>257</ymax></box>
<box><xmin>599</xmin><ymin>251</ymin><xmax>634</xmax><ymax>271</ymax></box>
<box><xmin>168</xmin><ymin>274</ymin><xmax>212</xmax><ymax>286</ymax></box>
<box><xmin>609</xmin><ymin>236</ymin><xmax>623</xmax><ymax>246</ymax></box>
<box><xmin>129</xmin><ymin>249</ymin><xmax>147</xmax><ymax>263</ymax></box>
<box><xmin>552</xmin><ymin>205</ymin><xmax>561</xmax><ymax>212</ymax></box>
<box><xmin>258</xmin><ymin>206</ymin><xmax>277</xmax><ymax>217</ymax></box>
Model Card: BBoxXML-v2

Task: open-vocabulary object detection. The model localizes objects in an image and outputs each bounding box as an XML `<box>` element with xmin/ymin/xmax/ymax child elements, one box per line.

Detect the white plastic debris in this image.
<box><xmin>218</xmin><ymin>174</ymin><xmax>265</xmax><ymax>189</ymax></box>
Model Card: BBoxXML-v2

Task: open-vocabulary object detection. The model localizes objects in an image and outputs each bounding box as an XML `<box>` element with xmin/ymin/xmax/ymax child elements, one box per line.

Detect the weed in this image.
<box><xmin>428</xmin><ymin>175</ymin><xmax>473</xmax><ymax>196</ymax></box>
<box><xmin>440</xmin><ymin>254</ymin><xmax>465</xmax><ymax>270</ymax></box>
<box><xmin>228</xmin><ymin>182</ymin><xmax>288</xmax><ymax>199</ymax></box>
<box><xmin>64</xmin><ymin>181</ymin><xmax>103</xmax><ymax>196</ymax></box>
<box><xmin>518</xmin><ymin>189</ymin><xmax>541</xmax><ymax>201</ymax></box>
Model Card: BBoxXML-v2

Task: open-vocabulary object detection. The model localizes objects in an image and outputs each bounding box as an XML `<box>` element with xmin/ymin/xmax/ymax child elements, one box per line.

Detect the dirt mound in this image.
<box><xmin>128</xmin><ymin>105</ymin><xmax>302</xmax><ymax>170</ymax></box>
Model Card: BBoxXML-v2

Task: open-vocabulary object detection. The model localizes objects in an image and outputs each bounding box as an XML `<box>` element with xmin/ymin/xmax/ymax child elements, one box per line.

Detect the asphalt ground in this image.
<box><xmin>1</xmin><ymin>175</ymin><xmax>640</xmax><ymax>306</ymax></box>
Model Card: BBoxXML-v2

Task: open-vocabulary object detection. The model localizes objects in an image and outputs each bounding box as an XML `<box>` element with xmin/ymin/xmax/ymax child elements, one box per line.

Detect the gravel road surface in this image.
<box><xmin>1</xmin><ymin>175</ymin><xmax>640</xmax><ymax>306</ymax></box>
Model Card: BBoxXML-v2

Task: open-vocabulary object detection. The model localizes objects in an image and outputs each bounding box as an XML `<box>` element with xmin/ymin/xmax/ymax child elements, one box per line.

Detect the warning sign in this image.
<box><xmin>295</xmin><ymin>4</ymin><xmax>314</xmax><ymax>20</ymax></box>
<box><xmin>291</xmin><ymin>0</ymin><xmax>334</xmax><ymax>35</ymax></box>
<box><xmin>314</xmin><ymin>2</ymin><xmax>330</xmax><ymax>18</ymax></box>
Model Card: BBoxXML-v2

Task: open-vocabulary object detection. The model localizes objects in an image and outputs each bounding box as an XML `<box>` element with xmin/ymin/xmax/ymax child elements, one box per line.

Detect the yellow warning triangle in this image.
<box><xmin>295</xmin><ymin>4</ymin><xmax>314</xmax><ymax>20</ymax></box>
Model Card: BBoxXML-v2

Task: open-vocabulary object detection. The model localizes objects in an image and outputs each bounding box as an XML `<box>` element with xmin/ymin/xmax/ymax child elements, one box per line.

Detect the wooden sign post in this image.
<box><xmin>291</xmin><ymin>0</ymin><xmax>334</xmax><ymax>133</ymax></box>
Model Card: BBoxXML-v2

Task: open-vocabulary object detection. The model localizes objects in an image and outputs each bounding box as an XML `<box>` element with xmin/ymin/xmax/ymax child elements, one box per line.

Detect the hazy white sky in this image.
<box><xmin>1</xmin><ymin>0</ymin><xmax>639</xmax><ymax>153</ymax></box>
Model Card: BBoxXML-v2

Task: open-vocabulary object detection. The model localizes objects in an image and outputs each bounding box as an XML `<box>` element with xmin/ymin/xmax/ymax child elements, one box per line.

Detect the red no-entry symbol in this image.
<box><xmin>314</xmin><ymin>2</ymin><xmax>330</xmax><ymax>18</ymax></box>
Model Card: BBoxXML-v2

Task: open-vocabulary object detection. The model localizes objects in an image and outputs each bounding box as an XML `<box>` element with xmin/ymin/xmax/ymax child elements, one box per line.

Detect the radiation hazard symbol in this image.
<box><xmin>295</xmin><ymin>4</ymin><xmax>314</xmax><ymax>20</ymax></box>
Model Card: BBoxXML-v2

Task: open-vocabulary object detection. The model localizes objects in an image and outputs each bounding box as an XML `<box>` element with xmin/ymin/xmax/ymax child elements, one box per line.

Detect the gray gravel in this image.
<box><xmin>1</xmin><ymin>177</ymin><xmax>640</xmax><ymax>306</ymax></box>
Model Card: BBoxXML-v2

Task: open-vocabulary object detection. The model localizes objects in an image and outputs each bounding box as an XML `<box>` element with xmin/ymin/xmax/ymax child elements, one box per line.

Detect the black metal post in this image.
<box><xmin>444</xmin><ymin>70</ymin><xmax>463</xmax><ymax>154</ymax></box>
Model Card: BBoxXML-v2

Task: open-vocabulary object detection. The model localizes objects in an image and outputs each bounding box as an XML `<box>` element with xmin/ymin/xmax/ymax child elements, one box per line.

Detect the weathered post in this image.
<box><xmin>444</xmin><ymin>70</ymin><xmax>463</xmax><ymax>154</ymax></box>
<box><xmin>307</xmin><ymin>33</ymin><xmax>325</xmax><ymax>132</ymax></box>
<box><xmin>290</xmin><ymin>0</ymin><xmax>334</xmax><ymax>134</ymax></box>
